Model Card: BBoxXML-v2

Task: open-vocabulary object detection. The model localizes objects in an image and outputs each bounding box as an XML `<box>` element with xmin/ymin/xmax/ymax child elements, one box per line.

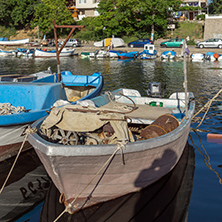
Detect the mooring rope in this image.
<box><xmin>192</xmin><ymin>88</ymin><xmax>222</xmax><ymax>129</ymax></box>
<box><xmin>53</xmin><ymin>141</ymin><xmax>127</xmax><ymax>222</ymax></box>
<box><xmin>189</xmin><ymin>133</ymin><xmax>222</xmax><ymax>184</ymax></box>
<box><xmin>0</xmin><ymin>126</ymin><xmax>37</xmax><ymax>194</ymax></box>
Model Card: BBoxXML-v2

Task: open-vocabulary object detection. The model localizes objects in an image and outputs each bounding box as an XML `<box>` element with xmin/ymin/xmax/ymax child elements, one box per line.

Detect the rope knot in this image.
<box><xmin>116</xmin><ymin>141</ymin><xmax>127</xmax><ymax>165</ymax></box>
<box><xmin>24</xmin><ymin>126</ymin><xmax>37</xmax><ymax>135</ymax></box>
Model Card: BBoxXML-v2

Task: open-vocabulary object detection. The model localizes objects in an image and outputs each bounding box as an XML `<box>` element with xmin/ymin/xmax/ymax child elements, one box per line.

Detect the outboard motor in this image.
<box><xmin>147</xmin><ymin>82</ymin><xmax>162</xmax><ymax>98</ymax></box>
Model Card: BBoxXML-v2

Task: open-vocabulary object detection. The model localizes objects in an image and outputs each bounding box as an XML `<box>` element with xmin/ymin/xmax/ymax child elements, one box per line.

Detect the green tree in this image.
<box><xmin>82</xmin><ymin>0</ymin><xmax>182</xmax><ymax>40</ymax></box>
<box><xmin>0</xmin><ymin>0</ymin><xmax>37</xmax><ymax>28</ymax></box>
<box><xmin>209</xmin><ymin>0</ymin><xmax>222</xmax><ymax>14</ymax></box>
<box><xmin>32</xmin><ymin>0</ymin><xmax>75</xmax><ymax>37</ymax></box>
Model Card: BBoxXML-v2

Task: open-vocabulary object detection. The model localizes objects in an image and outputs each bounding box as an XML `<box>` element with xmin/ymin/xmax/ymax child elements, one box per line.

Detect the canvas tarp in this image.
<box><xmin>40</xmin><ymin>105</ymin><xmax>134</xmax><ymax>143</ymax></box>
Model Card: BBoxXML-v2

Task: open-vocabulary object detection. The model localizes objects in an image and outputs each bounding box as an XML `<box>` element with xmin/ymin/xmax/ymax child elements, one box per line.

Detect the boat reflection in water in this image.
<box><xmin>0</xmin><ymin>149</ymin><xmax>50</xmax><ymax>222</ymax></box>
<box><xmin>40</xmin><ymin>142</ymin><xmax>195</xmax><ymax>222</ymax></box>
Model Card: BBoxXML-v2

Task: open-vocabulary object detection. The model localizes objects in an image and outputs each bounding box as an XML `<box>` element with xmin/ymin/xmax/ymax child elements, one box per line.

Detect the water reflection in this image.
<box><xmin>0</xmin><ymin>150</ymin><xmax>50</xmax><ymax>222</ymax></box>
<box><xmin>0</xmin><ymin>55</ymin><xmax>222</xmax><ymax>221</ymax></box>
<box><xmin>40</xmin><ymin>143</ymin><xmax>195</xmax><ymax>222</ymax></box>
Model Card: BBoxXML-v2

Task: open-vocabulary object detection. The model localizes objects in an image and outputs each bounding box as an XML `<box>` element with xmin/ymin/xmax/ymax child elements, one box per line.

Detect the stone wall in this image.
<box><xmin>204</xmin><ymin>14</ymin><xmax>222</xmax><ymax>39</ymax></box>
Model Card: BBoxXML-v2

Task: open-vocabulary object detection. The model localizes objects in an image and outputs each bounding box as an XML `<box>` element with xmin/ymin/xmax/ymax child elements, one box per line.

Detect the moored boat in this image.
<box><xmin>89</xmin><ymin>49</ymin><xmax>107</xmax><ymax>58</ymax></box>
<box><xmin>0</xmin><ymin>71</ymin><xmax>103</xmax><ymax>162</ymax></box>
<box><xmin>28</xmin><ymin>84</ymin><xmax>195</xmax><ymax>214</ymax></box>
<box><xmin>0</xmin><ymin>67</ymin><xmax>53</xmax><ymax>82</ymax></box>
<box><xmin>40</xmin><ymin>142</ymin><xmax>195</xmax><ymax>222</ymax></box>
<box><xmin>191</xmin><ymin>53</ymin><xmax>205</xmax><ymax>61</ymax></box>
<box><xmin>160</xmin><ymin>50</ymin><xmax>176</xmax><ymax>60</ymax></box>
<box><xmin>139</xmin><ymin>44</ymin><xmax>157</xmax><ymax>60</ymax></box>
<box><xmin>34</xmin><ymin>48</ymin><xmax>75</xmax><ymax>58</ymax></box>
<box><xmin>80</xmin><ymin>52</ymin><xmax>90</xmax><ymax>59</ymax></box>
<box><xmin>108</xmin><ymin>50</ymin><xmax>125</xmax><ymax>58</ymax></box>
<box><xmin>0</xmin><ymin>49</ymin><xmax>13</xmax><ymax>56</ymax></box>
<box><xmin>205</xmin><ymin>52</ymin><xmax>222</xmax><ymax>61</ymax></box>
<box><xmin>117</xmin><ymin>51</ymin><xmax>139</xmax><ymax>59</ymax></box>
<box><xmin>13</xmin><ymin>48</ymin><xmax>35</xmax><ymax>57</ymax></box>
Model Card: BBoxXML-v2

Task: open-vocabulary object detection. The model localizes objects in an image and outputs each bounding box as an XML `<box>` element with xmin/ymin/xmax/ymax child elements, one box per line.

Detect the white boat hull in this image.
<box><xmin>0</xmin><ymin>38</ymin><xmax>29</xmax><ymax>46</ymax></box>
<box><xmin>34</xmin><ymin>48</ymin><xmax>75</xmax><ymax>58</ymax></box>
<box><xmin>28</xmin><ymin>89</ymin><xmax>195</xmax><ymax>213</ymax></box>
<box><xmin>0</xmin><ymin>124</ymin><xmax>31</xmax><ymax>162</ymax></box>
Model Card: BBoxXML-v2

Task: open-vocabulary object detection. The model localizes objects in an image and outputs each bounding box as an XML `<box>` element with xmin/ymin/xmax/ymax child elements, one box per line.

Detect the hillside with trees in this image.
<box><xmin>0</xmin><ymin>0</ymin><xmax>215</xmax><ymax>41</ymax></box>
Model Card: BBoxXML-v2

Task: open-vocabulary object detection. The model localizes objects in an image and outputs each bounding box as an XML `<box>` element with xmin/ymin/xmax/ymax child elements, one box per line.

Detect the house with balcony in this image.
<box><xmin>67</xmin><ymin>0</ymin><xmax>208</xmax><ymax>21</ymax></box>
<box><xmin>175</xmin><ymin>0</ymin><xmax>208</xmax><ymax>20</ymax></box>
<box><xmin>66</xmin><ymin>0</ymin><xmax>100</xmax><ymax>21</ymax></box>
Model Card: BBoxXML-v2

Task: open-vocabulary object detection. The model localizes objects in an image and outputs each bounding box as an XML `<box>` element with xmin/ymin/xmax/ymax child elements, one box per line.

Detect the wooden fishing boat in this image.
<box><xmin>40</xmin><ymin>142</ymin><xmax>194</xmax><ymax>222</ymax></box>
<box><xmin>34</xmin><ymin>48</ymin><xmax>75</xmax><ymax>58</ymax></box>
<box><xmin>160</xmin><ymin>50</ymin><xmax>177</xmax><ymax>60</ymax></box>
<box><xmin>0</xmin><ymin>71</ymin><xmax>103</xmax><ymax>162</ymax></box>
<box><xmin>28</xmin><ymin>84</ymin><xmax>195</xmax><ymax>214</ymax></box>
<box><xmin>0</xmin><ymin>38</ymin><xmax>29</xmax><ymax>46</ymax></box>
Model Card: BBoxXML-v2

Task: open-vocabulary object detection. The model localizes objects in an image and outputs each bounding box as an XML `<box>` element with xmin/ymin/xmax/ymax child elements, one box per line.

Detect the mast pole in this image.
<box><xmin>52</xmin><ymin>21</ymin><xmax>84</xmax><ymax>82</ymax></box>
<box><xmin>183</xmin><ymin>39</ymin><xmax>188</xmax><ymax>119</ymax></box>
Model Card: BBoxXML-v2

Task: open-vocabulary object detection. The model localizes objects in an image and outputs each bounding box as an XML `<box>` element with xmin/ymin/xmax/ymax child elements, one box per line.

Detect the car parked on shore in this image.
<box><xmin>160</xmin><ymin>38</ymin><xmax>184</xmax><ymax>48</ymax></box>
<box><xmin>59</xmin><ymin>38</ymin><xmax>81</xmax><ymax>47</ymax></box>
<box><xmin>196</xmin><ymin>38</ymin><xmax>222</xmax><ymax>49</ymax></box>
<box><xmin>127</xmin><ymin>39</ymin><xmax>153</xmax><ymax>48</ymax></box>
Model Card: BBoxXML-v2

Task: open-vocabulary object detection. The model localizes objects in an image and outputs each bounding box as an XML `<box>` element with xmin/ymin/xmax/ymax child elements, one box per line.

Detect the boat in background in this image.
<box><xmin>89</xmin><ymin>49</ymin><xmax>107</xmax><ymax>58</ymax></box>
<box><xmin>0</xmin><ymin>67</ymin><xmax>53</xmax><ymax>82</ymax></box>
<box><xmin>139</xmin><ymin>44</ymin><xmax>157</xmax><ymax>60</ymax></box>
<box><xmin>0</xmin><ymin>37</ymin><xmax>29</xmax><ymax>46</ymax></box>
<box><xmin>0</xmin><ymin>49</ymin><xmax>13</xmax><ymax>56</ymax></box>
<box><xmin>28</xmin><ymin>83</ymin><xmax>195</xmax><ymax>214</ymax></box>
<box><xmin>13</xmin><ymin>48</ymin><xmax>35</xmax><ymax>57</ymax></box>
<box><xmin>205</xmin><ymin>52</ymin><xmax>222</xmax><ymax>61</ymax></box>
<box><xmin>117</xmin><ymin>51</ymin><xmax>139</xmax><ymax>59</ymax></box>
<box><xmin>191</xmin><ymin>53</ymin><xmax>205</xmax><ymax>61</ymax></box>
<box><xmin>160</xmin><ymin>50</ymin><xmax>176</xmax><ymax>60</ymax></box>
<box><xmin>34</xmin><ymin>48</ymin><xmax>76</xmax><ymax>58</ymax></box>
<box><xmin>80</xmin><ymin>52</ymin><xmax>90</xmax><ymax>59</ymax></box>
<box><xmin>108</xmin><ymin>50</ymin><xmax>125</xmax><ymax>58</ymax></box>
<box><xmin>0</xmin><ymin>71</ymin><xmax>103</xmax><ymax>162</ymax></box>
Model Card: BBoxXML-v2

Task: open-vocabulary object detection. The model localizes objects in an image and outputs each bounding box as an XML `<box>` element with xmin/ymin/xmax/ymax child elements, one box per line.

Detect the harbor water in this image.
<box><xmin>0</xmin><ymin>55</ymin><xmax>222</xmax><ymax>222</ymax></box>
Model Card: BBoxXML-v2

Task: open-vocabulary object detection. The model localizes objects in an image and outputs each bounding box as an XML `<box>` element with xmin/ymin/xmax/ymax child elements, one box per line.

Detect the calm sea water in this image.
<box><xmin>0</xmin><ymin>55</ymin><xmax>222</xmax><ymax>222</ymax></box>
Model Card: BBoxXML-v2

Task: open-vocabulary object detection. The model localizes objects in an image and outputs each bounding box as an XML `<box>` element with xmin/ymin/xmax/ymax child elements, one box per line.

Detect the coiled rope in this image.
<box><xmin>53</xmin><ymin>141</ymin><xmax>127</xmax><ymax>222</ymax></box>
<box><xmin>0</xmin><ymin>126</ymin><xmax>37</xmax><ymax>194</ymax></box>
